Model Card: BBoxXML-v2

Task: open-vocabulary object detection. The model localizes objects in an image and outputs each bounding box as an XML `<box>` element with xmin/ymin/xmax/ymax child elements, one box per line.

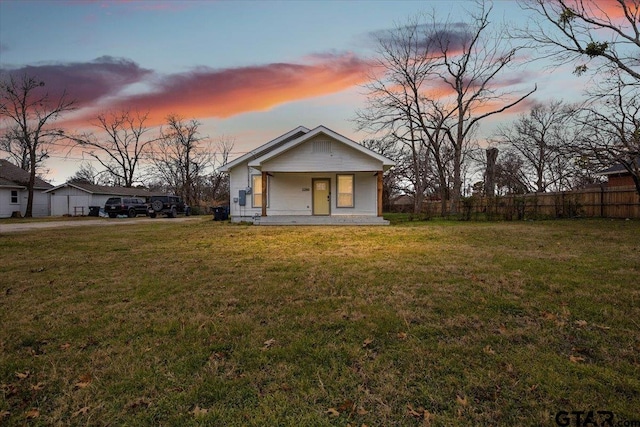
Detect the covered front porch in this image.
<box><xmin>255</xmin><ymin>170</ymin><xmax>384</xmax><ymax>218</ymax></box>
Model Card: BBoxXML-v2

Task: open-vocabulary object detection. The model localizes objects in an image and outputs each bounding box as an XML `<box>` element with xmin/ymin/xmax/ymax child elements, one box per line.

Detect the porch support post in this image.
<box><xmin>261</xmin><ymin>171</ymin><xmax>267</xmax><ymax>217</ymax></box>
<box><xmin>377</xmin><ymin>170</ymin><xmax>383</xmax><ymax>217</ymax></box>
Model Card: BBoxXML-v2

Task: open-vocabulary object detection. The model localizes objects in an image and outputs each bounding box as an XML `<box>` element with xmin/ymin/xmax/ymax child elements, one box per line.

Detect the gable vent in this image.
<box><xmin>313</xmin><ymin>140</ymin><xmax>332</xmax><ymax>153</ymax></box>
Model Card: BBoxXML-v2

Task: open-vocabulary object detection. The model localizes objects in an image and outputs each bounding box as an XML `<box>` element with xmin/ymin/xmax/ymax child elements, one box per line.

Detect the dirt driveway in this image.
<box><xmin>0</xmin><ymin>216</ymin><xmax>204</xmax><ymax>234</ymax></box>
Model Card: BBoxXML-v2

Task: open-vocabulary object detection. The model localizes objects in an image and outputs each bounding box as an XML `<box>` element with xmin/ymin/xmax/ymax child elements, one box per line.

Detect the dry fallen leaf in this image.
<box><xmin>191</xmin><ymin>405</ymin><xmax>209</xmax><ymax>417</ymax></box>
<box><xmin>483</xmin><ymin>345</ymin><xmax>495</xmax><ymax>355</ymax></box>
<box><xmin>30</xmin><ymin>382</ymin><xmax>45</xmax><ymax>391</ymax></box>
<box><xmin>326</xmin><ymin>408</ymin><xmax>340</xmax><ymax>417</ymax></box>
<box><xmin>262</xmin><ymin>338</ymin><xmax>276</xmax><ymax>350</ymax></box>
<box><xmin>574</xmin><ymin>320</ymin><xmax>588</xmax><ymax>327</ymax></box>
<box><xmin>338</xmin><ymin>399</ymin><xmax>354</xmax><ymax>413</ymax></box>
<box><xmin>407</xmin><ymin>404</ymin><xmax>422</xmax><ymax>418</ymax></box>
<box><xmin>357</xmin><ymin>406</ymin><xmax>368</xmax><ymax>415</ymax></box>
<box><xmin>60</xmin><ymin>343</ymin><xmax>71</xmax><ymax>350</ymax></box>
<box><xmin>75</xmin><ymin>373</ymin><xmax>92</xmax><ymax>389</ymax></box>
<box><xmin>424</xmin><ymin>409</ymin><xmax>433</xmax><ymax>425</ymax></box>
<box><xmin>362</xmin><ymin>338</ymin><xmax>374</xmax><ymax>348</ymax></box>
<box><xmin>569</xmin><ymin>355</ymin><xmax>586</xmax><ymax>363</ymax></box>
<box><xmin>72</xmin><ymin>406</ymin><xmax>90</xmax><ymax>417</ymax></box>
<box><xmin>15</xmin><ymin>371</ymin><xmax>30</xmax><ymax>380</ymax></box>
<box><xmin>456</xmin><ymin>395</ymin><xmax>469</xmax><ymax>407</ymax></box>
<box><xmin>25</xmin><ymin>409</ymin><xmax>39</xmax><ymax>419</ymax></box>
<box><xmin>397</xmin><ymin>332</ymin><xmax>408</xmax><ymax>340</ymax></box>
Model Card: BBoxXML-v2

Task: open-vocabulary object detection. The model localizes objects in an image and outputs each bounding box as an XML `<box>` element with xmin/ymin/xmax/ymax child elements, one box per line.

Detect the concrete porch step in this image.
<box><xmin>253</xmin><ymin>215</ymin><xmax>389</xmax><ymax>226</ymax></box>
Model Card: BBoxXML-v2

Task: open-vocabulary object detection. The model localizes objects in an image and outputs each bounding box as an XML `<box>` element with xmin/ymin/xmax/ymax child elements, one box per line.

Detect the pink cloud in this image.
<box><xmin>2</xmin><ymin>56</ymin><xmax>152</xmax><ymax>106</ymax></box>
<box><xmin>110</xmin><ymin>52</ymin><xmax>370</xmax><ymax>124</ymax></box>
<box><xmin>2</xmin><ymin>53</ymin><xmax>371</xmax><ymax>128</ymax></box>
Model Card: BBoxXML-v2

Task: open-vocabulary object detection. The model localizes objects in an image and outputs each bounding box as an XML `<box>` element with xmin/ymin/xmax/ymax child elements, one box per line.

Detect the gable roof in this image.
<box><xmin>219</xmin><ymin>126</ymin><xmax>310</xmax><ymax>172</ymax></box>
<box><xmin>249</xmin><ymin>125</ymin><xmax>395</xmax><ymax>170</ymax></box>
<box><xmin>45</xmin><ymin>181</ymin><xmax>154</xmax><ymax>197</ymax></box>
<box><xmin>600</xmin><ymin>156</ymin><xmax>640</xmax><ymax>175</ymax></box>
<box><xmin>220</xmin><ymin>125</ymin><xmax>395</xmax><ymax>172</ymax></box>
<box><xmin>0</xmin><ymin>159</ymin><xmax>53</xmax><ymax>189</ymax></box>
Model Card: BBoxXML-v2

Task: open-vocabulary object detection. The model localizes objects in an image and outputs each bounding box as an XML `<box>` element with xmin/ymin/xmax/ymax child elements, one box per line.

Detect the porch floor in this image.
<box><xmin>252</xmin><ymin>215</ymin><xmax>389</xmax><ymax>226</ymax></box>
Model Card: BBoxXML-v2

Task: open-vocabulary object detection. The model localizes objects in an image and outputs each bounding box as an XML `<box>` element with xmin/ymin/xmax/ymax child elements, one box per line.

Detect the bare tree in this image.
<box><xmin>67</xmin><ymin>162</ymin><xmax>110</xmax><ymax>185</ymax></box>
<box><xmin>0</xmin><ymin>126</ymin><xmax>49</xmax><ymax>172</ymax></box>
<box><xmin>577</xmin><ymin>73</ymin><xmax>640</xmax><ymax>196</ymax></box>
<box><xmin>149</xmin><ymin>114</ymin><xmax>211</xmax><ymax>206</ymax></box>
<box><xmin>71</xmin><ymin>110</ymin><xmax>155</xmax><ymax>187</ymax></box>
<box><xmin>434</xmin><ymin>1</ymin><xmax>537</xmax><ymax>213</ymax></box>
<box><xmin>0</xmin><ymin>73</ymin><xmax>75</xmax><ymax>217</ymax></box>
<box><xmin>492</xmin><ymin>100</ymin><xmax>577</xmax><ymax>192</ymax></box>
<box><xmin>494</xmin><ymin>151</ymin><xmax>530</xmax><ymax>195</ymax></box>
<box><xmin>356</xmin><ymin>14</ymin><xmax>460</xmax><ymax>215</ymax></box>
<box><xmin>360</xmin><ymin>137</ymin><xmax>404</xmax><ymax>211</ymax></box>
<box><xmin>517</xmin><ymin>0</ymin><xmax>640</xmax><ymax>80</ymax></box>
<box><xmin>357</xmin><ymin>1</ymin><xmax>535</xmax><ymax>215</ymax></box>
<box><xmin>209</xmin><ymin>136</ymin><xmax>235</xmax><ymax>204</ymax></box>
<box><xmin>514</xmin><ymin>1</ymin><xmax>640</xmax><ymax>194</ymax></box>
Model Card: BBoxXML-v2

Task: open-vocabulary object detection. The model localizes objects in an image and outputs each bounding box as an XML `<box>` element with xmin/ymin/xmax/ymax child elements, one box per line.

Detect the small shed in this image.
<box><xmin>45</xmin><ymin>182</ymin><xmax>154</xmax><ymax>216</ymax></box>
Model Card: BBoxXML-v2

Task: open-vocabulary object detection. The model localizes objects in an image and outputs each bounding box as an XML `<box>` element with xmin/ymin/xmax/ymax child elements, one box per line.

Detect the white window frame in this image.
<box><xmin>336</xmin><ymin>174</ymin><xmax>354</xmax><ymax>208</ymax></box>
<box><xmin>251</xmin><ymin>174</ymin><xmax>269</xmax><ymax>208</ymax></box>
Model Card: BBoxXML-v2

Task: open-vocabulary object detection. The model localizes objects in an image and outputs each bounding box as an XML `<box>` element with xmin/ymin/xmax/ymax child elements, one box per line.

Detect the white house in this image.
<box><xmin>0</xmin><ymin>159</ymin><xmax>52</xmax><ymax>218</ymax></box>
<box><xmin>220</xmin><ymin>125</ymin><xmax>395</xmax><ymax>225</ymax></box>
<box><xmin>45</xmin><ymin>182</ymin><xmax>153</xmax><ymax>216</ymax></box>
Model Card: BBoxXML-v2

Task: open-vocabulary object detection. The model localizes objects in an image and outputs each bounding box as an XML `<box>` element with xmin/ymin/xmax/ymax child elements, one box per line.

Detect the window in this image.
<box><xmin>252</xmin><ymin>174</ymin><xmax>268</xmax><ymax>208</ymax></box>
<box><xmin>10</xmin><ymin>190</ymin><xmax>18</xmax><ymax>204</ymax></box>
<box><xmin>337</xmin><ymin>175</ymin><xmax>354</xmax><ymax>208</ymax></box>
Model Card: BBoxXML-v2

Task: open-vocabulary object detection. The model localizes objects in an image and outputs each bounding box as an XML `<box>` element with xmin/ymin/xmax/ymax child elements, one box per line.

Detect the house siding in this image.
<box><xmin>224</xmin><ymin>126</ymin><xmax>394</xmax><ymax>222</ymax></box>
<box><xmin>228</xmin><ymin>165</ymin><xmax>261</xmax><ymax>220</ymax></box>
<box><xmin>260</xmin><ymin>135</ymin><xmax>382</xmax><ymax>172</ymax></box>
<box><xmin>49</xmin><ymin>187</ymin><xmax>115</xmax><ymax>216</ymax></box>
<box><xmin>608</xmin><ymin>174</ymin><xmax>635</xmax><ymax>187</ymax></box>
<box><xmin>0</xmin><ymin>188</ymin><xmax>21</xmax><ymax>218</ymax></box>
<box><xmin>0</xmin><ymin>188</ymin><xmax>49</xmax><ymax>218</ymax></box>
<box><xmin>227</xmin><ymin>169</ymin><xmax>378</xmax><ymax>220</ymax></box>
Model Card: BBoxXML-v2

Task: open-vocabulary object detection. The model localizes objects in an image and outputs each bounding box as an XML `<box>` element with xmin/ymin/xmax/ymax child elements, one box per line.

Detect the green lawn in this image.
<box><xmin>1</xmin><ymin>218</ymin><xmax>639</xmax><ymax>426</ymax></box>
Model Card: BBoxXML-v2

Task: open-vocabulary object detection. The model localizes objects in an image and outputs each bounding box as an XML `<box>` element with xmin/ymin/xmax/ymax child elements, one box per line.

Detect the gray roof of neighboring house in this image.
<box><xmin>0</xmin><ymin>159</ymin><xmax>54</xmax><ymax>189</ymax></box>
<box><xmin>601</xmin><ymin>156</ymin><xmax>640</xmax><ymax>175</ymax></box>
<box><xmin>45</xmin><ymin>181</ymin><xmax>155</xmax><ymax>197</ymax></box>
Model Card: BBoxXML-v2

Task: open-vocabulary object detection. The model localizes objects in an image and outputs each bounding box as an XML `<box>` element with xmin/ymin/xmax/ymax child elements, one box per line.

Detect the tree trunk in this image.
<box><xmin>450</xmin><ymin>143</ymin><xmax>463</xmax><ymax>215</ymax></box>
<box><xmin>485</xmin><ymin>148</ymin><xmax>499</xmax><ymax>197</ymax></box>
<box><xmin>25</xmin><ymin>150</ymin><xmax>37</xmax><ymax>218</ymax></box>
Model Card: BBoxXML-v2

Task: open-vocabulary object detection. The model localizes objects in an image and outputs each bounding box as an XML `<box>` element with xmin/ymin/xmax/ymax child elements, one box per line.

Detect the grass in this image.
<box><xmin>1</xmin><ymin>217</ymin><xmax>639</xmax><ymax>426</ymax></box>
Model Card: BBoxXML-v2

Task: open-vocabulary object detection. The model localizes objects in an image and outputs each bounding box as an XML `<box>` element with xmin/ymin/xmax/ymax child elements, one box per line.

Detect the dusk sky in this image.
<box><xmin>0</xmin><ymin>0</ymin><xmax>591</xmax><ymax>184</ymax></box>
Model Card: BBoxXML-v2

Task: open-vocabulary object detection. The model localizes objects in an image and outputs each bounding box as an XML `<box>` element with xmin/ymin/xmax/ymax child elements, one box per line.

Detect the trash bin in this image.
<box><xmin>88</xmin><ymin>206</ymin><xmax>100</xmax><ymax>217</ymax></box>
<box><xmin>213</xmin><ymin>206</ymin><xmax>229</xmax><ymax>221</ymax></box>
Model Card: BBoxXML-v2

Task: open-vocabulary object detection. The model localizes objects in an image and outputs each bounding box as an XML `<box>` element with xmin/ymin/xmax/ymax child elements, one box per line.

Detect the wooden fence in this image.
<box><xmin>416</xmin><ymin>186</ymin><xmax>640</xmax><ymax>220</ymax></box>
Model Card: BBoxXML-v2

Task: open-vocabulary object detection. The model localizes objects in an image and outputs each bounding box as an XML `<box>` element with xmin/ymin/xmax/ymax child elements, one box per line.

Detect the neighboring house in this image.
<box><xmin>0</xmin><ymin>159</ymin><xmax>53</xmax><ymax>218</ymax></box>
<box><xmin>45</xmin><ymin>181</ymin><xmax>154</xmax><ymax>216</ymax></box>
<box><xmin>601</xmin><ymin>157</ymin><xmax>640</xmax><ymax>187</ymax></box>
<box><xmin>219</xmin><ymin>125</ymin><xmax>395</xmax><ymax>225</ymax></box>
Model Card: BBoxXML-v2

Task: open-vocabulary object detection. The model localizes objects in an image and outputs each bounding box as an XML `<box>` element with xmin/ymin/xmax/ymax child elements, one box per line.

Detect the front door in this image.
<box><xmin>312</xmin><ymin>179</ymin><xmax>330</xmax><ymax>215</ymax></box>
